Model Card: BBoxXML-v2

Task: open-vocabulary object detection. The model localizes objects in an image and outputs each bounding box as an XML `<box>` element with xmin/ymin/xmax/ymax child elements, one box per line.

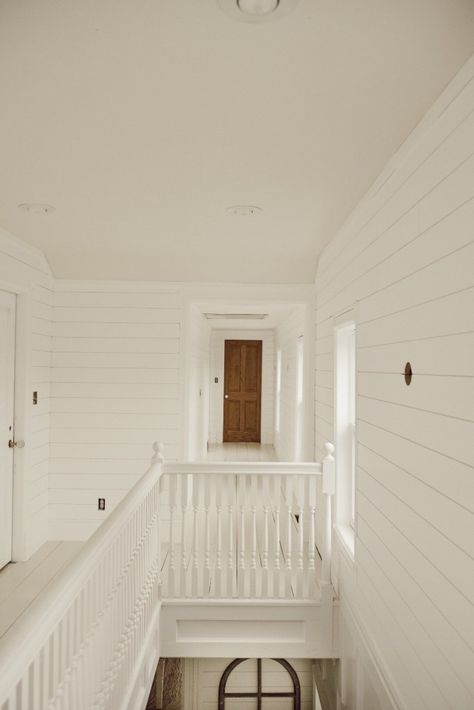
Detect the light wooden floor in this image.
<box><xmin>206</xmin><ymin>443</ymin><xmax>278</xmax><ymax>461</ymax></box>
<box><xmin>0</xmin><ymin>541</ymin><xmax>81</xmax><ymax>642</ymax></box>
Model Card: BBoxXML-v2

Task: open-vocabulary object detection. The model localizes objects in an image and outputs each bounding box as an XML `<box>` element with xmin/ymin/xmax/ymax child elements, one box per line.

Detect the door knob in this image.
<box><xmin>224</xmin><ymin>394</ymin><xmax>229</xmax><ymax>399</ymax></box>
<box><xmin>8</xmin><ymin>439</ymin><xmax>25</xmax><ymax>449</ymax></box>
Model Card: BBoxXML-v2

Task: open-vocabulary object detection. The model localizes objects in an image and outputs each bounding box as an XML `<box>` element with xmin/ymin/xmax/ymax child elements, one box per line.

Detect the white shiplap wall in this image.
<box><xmin>315</xmin><ymin>57</ymin><xmax>474</xmax><ymax>709</ymax></box>
<box><xmin>184</xmin><ymin>657</ymin><xmax>314</xmax><ymax>710</ymax></box>
<box><xmin>49</xmin><ymin>282</ymin><xmax>184</xmax><ymax>540</ymax></box>
<box><xmin>0</xmin><ymin>228</ymin><xmax>53</xmax><ymax>559</ymax></box>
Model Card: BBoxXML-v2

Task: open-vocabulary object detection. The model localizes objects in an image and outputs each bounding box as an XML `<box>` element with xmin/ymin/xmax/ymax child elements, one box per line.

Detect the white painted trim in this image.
<box><xmin>183</xmin><ymin>659</ymin><xmax>199</xmax><ymax>710</ymax></box>
<box><xmin>0</xmin><ymin>282</ymin><xmax>33</xmax><ymax>562</ymax></box>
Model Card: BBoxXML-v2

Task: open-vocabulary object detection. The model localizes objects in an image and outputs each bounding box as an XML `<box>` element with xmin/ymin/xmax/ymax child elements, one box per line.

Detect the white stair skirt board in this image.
<box><xmin>159</xmin><ymin>597</ymin><xmax>338</xmax><ymax>659</ymax></box>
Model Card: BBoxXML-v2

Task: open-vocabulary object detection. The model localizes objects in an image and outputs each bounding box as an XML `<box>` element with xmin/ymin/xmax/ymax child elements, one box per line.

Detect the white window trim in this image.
<box><xmin>334</xmin><ymin>309</ymin><xmax>357</xmax><ymax>560</ymax></box>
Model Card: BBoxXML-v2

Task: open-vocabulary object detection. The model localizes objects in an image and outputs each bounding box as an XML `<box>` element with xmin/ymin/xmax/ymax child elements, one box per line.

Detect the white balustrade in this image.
<box><xmin>0</xmin><ymin>443</ymin><xmax>165</xmax><ymax>710</ymax></box>
<box><xmin>160</xmin><ymin>457</ymin><xmax>331</xmax><ymax>601</ymax></box>
<box><xmin>0</xmin><ymin>443</ymin><xmax>336</xmax><ymax>709</ymax></box>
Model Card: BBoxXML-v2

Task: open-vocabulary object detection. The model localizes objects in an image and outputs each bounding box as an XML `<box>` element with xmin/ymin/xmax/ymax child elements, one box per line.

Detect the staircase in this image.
<box><xmin>0</xmin><ymin>443</ymin><xmax>337</xmax><ymax>710</ymax></box>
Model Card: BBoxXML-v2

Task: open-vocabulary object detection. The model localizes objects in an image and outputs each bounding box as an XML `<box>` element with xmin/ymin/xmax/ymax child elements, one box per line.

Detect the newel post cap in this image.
<box><xmin>322</xmin><ymin>441</ymin><xmax>335</xmax><ymax>495</ymax></box>
<box><xmin>324</xmin><ymin>441</ymin><xmax>335</xmax><ymax>460</ymax></box>
<box><xmin>152</xmin><ymin>441</ymin><xmax>165</xmax><ymax>464</ymax></box>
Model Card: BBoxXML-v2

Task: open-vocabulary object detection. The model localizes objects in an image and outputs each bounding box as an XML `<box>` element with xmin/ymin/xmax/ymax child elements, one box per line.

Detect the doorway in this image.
<box><xmin>223</xmin><ymin>339</ymin><xmax>262</xmax><ymax>443</ymax></box>
<box><xmin>0</xmin><ymin>291</ymin><xmax>16</xmax><ymax>569</ymax></box>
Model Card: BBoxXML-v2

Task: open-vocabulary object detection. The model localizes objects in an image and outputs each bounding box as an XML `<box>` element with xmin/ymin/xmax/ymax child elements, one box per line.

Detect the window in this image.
<box><xmin>334</xmin><ymin>318</ymin><xmax>356</xmax><ymax>555</ymax></box>
<box><xmin>218</xmin><ymin>658</ymin><xmax>301</xmax><ymax>709</ymax></box>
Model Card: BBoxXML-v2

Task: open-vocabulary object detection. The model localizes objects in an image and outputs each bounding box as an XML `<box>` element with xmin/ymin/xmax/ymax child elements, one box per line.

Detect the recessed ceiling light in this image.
<box><xmin>18</xmin><ymin>203</ymin><xmax>55</xmax><ymax>215</ymax></box>
<box><xmin>238</xmin><ymin>0</ymin><xmax>279</xmax><ymax>16</ymax></box>
<box><xmin>226</xmin><ymin>205</ymin><xmax>262</xmax><ymax>216</ymax></box>
<box><xmin>218</xmin><ymin>0</ymin><xmax>298</xmax><ymax>23</ymax></box>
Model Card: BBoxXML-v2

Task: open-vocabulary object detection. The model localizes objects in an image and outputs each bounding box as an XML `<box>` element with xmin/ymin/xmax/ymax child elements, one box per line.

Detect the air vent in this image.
<box><xmin>204</xmin><ymin>313</ymin><xmax>269</xmax><ymax>320</ymax></box>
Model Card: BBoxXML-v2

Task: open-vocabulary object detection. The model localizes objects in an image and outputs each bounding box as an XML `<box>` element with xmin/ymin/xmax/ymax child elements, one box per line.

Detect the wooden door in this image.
<box><xmin>0</xmin><ymin>291</ymin><xmax>16</xmax><ymax>569</ymax></box>
<box><xmin>223</xmin><ymin>340</ymin><xmax>262</xmax><ymax>443</ymax></box>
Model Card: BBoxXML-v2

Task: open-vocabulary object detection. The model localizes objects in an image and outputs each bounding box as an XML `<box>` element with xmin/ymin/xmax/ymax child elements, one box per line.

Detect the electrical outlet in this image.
<box><xmin>32</xmin><ymin>391</ymin><xmax>38</xmax><ymax>405</ymax></box>
<box><xmin>214</xmin><ymin>377</ymin><xmax>218</xmax><ymax>383</ymax></box>
<box><xmin>98</xmin><ymin>498</ymin><xmax>106</xmax><ymax>511</ymax></box>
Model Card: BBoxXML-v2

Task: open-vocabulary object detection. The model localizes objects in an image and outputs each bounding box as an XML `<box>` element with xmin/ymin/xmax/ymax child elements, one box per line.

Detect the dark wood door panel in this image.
<box><xmin>223</xmin><ymin>340</ymin><xmax>262</xmax><ymax>443</ymax></box>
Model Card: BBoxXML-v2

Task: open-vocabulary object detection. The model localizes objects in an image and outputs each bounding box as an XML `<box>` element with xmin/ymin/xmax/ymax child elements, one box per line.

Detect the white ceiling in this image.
<box><xmin>0</xmin><ymin>0</ymin><xmax>473</xmax><ymax>283</ymax></box>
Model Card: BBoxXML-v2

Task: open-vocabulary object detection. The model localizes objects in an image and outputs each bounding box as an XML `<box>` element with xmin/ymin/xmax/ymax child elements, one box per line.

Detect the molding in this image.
<box><xmin>0</xmin><ymin>227</ymin><xmax>52</xmax><ymax>280</ymax></box>
<box><xmin>338</xmin><ymin>579</ymin><xmax>407</xmax><ymax>710</ymax></box>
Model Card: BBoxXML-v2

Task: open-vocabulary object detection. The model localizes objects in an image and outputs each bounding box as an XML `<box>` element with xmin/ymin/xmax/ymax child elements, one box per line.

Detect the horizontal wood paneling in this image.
<box><xmin>315</xmin><ymin>59</ymin><xmax>474</xmax><ymax>709</ymax></box>
<box><xmin>49</xmin><ymin>285</ymin><xmax>184</xmax><ymax>539</ymax></box>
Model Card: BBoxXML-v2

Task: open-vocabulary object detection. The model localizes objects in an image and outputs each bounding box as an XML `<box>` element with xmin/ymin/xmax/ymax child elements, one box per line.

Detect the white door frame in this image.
<box><xmin>0</xmin><ymin>281</ymin><xmax>33</xmax><ymax>562</ymax></box>
<box><xmin>0</xmin><ymin>290</ymin><xmax>16</xmax><ymax>568</ymax></box>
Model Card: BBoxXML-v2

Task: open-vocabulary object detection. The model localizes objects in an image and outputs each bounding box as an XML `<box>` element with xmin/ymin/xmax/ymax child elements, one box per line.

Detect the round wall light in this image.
<box><xmin>218</xmin><ymin>0</ymin><xmax>299</xmax><ymax>23</ymax></box>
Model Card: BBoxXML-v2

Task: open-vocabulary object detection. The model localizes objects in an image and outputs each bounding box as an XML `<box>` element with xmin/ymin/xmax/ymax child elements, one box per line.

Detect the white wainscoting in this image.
<box><xmin>314</xmin><ymin>55</ymin><xmax>474</xmax><ymax>710</ymax></box>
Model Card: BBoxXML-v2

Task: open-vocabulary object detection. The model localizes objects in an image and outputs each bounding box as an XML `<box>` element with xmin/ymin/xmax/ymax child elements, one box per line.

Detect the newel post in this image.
<box><xmin>321</xmin><ymin>442</ymin><xmax>335</xmax><ymax>585</ymax></box>
<box><xmin>152</xmin><ymin>441</ymin><xmax>165</xmax><ymax>465</ymax></box>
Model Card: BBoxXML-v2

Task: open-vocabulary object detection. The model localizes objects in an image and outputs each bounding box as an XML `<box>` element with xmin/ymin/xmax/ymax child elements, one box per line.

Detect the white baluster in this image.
<box><xmin>20</xmin><ymin>665</ymin><xmax>30</xmax><ymax>710</ymax></box>
<box><xmin>191</xmin><ymin>475</ymin><xmax>200</xmax><ymax>597</ymax></box>
<box><xmin>296</xmin><ymin>475</ymin><xmax>304</xmax><ymax>599</ymax></box>
<box><xmin>168</xmin><ymin>475</ymin><xmax>177</xmax><ymax>598</ymax></box>
<box><xmin>250</xmin><ymin>475</ymin><xmax>258</xmax><ymax>598</ymax></box>
<box><xmin>285</xmin><ymin>475</ymin><xmax>293</xmax><ymax>598</ymax></box>
<box><xmin>203</xmin><ymin>475</ymin><xmax>211</xmax><ymax>597</ymax></box>
<box><xmin>226</xmin><ymin>475</ymin><xmax>235</xmax><ymax>597</ymax></box>
<box><xmin>215</xmin><ymin>476</ymin><xmax>223</xmax><ymax>598</ymax></box>
<box><xmin>180</xmin><ymin>473</ymin><xmax>189</xmax><ymax>597</ymax></box>
<box><xmin>308</xmin><ymin>474</ymin><xmax>317</xmax><ymax>599</ymax></box>
<box><xmin>238</xmin><ymin>475</ymin><xmax>246</xmax><ymax>597</ymax></box>
<box><xmin>262</xmin><ymin>475</ymin><xmax>270</xmax><ymax>598</ymax></box>
<box><xmin>273</xmin><ymin>474</ymin><xmax>281</xmax><ymax>598</ymax></box>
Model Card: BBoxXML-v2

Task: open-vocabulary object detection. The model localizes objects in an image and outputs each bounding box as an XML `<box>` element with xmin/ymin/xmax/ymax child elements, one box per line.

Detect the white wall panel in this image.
<box><xmin>314</xmin><ymin>57</ymin><xmax>474</xmax><ymax>709</ymax></box>
<box><xmin>49</xmin><ymin>282</ymin><xmax>184</xmax><ymax>540</ymax></box>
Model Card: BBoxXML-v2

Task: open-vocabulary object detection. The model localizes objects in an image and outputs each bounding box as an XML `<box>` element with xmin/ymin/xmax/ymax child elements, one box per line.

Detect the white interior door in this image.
<box><xmin>0</xmin><ymin>291</ymin><xmax>16</xmax><ymax>569</ymax></box>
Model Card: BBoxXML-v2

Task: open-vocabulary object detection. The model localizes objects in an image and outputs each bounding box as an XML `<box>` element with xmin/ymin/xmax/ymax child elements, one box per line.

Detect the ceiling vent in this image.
<box><xmin>204</xmin><ymin>313</ymin><xmax>269</xmax><ymax>320</ymax></box>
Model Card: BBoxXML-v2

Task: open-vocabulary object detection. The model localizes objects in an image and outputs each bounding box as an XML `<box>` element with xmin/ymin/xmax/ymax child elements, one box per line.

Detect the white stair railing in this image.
<box><xmin>0</xmin><ymin>443</ymin><xmax>165</xmax><ymax>710</ymax></box>
<box><xmin>160</xmin><ymin>451</ymin><xmax>335</xmax><ymax>601</ymax></box>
